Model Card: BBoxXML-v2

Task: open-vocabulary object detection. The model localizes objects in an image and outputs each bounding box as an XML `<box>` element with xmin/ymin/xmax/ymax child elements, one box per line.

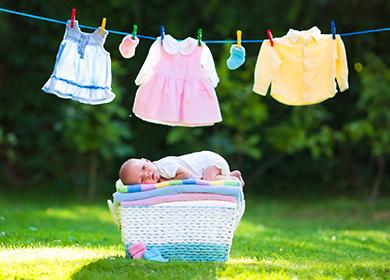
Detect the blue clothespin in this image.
<box><xmin>160</xmin><ymin>25</ymin><xmax>165</xmax><ymax>45</ymax></box>
<box><xmin>331</xmin><ymin>20</ymin><xmax>336</xmax><ymax>40</ymax></box>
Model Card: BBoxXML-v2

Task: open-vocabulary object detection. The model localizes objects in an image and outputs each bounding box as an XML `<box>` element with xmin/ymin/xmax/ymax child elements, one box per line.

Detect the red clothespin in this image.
<box><xmin>70</xmin><ymin>8</ymin><xmax>76</xmax><ymax>28</ymax></box>
<box><xmin>266</xmin><ymin>29</ymin><xmax>274</xmax><ymax>46</ymax></box>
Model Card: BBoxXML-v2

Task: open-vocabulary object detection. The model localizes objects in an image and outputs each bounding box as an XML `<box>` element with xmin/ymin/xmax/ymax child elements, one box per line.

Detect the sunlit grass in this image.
<box><xmin>0</xmin><ymin>247</ymin><xmax>121</xmax><ymax>280</ymax></box>
<box><xmin>0</xmin><ymin>193</ymin><xmax>389</xmax><ymax>279</ymax></box>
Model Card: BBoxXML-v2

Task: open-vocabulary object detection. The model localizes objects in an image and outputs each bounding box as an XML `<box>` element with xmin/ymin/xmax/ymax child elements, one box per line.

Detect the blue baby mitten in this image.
<box><xmin>226</xmin><ymin>44</ymin><xmax>246</xmax><ymax>70</ymax></box>
<box><xmin>143</xmin><ymin>248</ymin><xmax>169</xmax><ymax>262</ymax></box>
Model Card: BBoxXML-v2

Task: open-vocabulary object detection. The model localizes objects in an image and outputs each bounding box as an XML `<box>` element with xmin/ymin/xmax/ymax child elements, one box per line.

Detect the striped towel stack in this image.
<box><xmin>112</xmin><ymin>178</ymin><xmax>243</xmax><ymax>208</ymax></box>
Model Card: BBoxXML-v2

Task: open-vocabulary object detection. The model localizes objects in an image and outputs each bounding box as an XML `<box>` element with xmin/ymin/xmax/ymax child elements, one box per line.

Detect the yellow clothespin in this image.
<box><xmin>100</xmin><ymin>17</ymin><xmax>106</xmax><ymax>34</ymax></box>
<box><xmin>237</xmin><ymin>30</ymin><xmax>242</xmax><ymax>48</ymax></box>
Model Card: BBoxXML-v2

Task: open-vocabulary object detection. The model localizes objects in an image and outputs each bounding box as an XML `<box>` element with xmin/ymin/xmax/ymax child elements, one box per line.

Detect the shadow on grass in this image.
<box><xmin>71</xmin><ymin>257</ymin><xmax>227</xmax><ymax>280</ymax></box>
<box><xmin>71</xmin><ymin>255</ymin><xmax>388</xmax><ymax>280</ymax></box>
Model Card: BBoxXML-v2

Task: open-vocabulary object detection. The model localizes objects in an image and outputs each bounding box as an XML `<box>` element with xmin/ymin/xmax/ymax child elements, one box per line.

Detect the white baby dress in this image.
<box><xmin>42</xmin><ymin>20</ymin><xmax>115</xmax><ymax>104</ymax></box>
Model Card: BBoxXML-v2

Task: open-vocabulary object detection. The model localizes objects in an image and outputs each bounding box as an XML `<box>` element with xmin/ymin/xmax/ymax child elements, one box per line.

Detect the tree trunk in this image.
<box><xmin>87</xmin><ymin>150</ymin><xmax>98</xmax><ymax>202</ymax></box>
<box><xmin>369</xmin><ymin>154</ymin><xmax>386</xmax><ymax>203</ymax></box>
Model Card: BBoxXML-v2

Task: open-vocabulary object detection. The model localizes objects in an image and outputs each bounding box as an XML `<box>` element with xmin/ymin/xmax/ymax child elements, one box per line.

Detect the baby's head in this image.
<box><xmin>119</xmin><ymin>158</ymin><xmax>160</xmax><ymax>185</ymax></box>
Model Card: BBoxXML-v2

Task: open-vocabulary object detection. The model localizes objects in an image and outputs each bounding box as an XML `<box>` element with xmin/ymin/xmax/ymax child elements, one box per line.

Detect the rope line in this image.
<box><xmin>1</xmin><ymin>7</ymin><xmax>389</xmax><ymax>44</ymax></box>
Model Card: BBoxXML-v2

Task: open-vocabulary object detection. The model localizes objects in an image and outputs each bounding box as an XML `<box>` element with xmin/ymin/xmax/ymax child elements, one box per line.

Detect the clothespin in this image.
<box><xmin>132</xmin><ymin>24</ymin><xmax>138</xmax><ymax>39</ymax></box>
<box><xmin>70</xmin><ymin>8</ymin><xmax>76</xmax><ymax>28</ymax></box>
<box><xmin>197</xmin><ymin>28</ymin><xmax>202</xmax><ymax>46</ymax></box>
<box><xmin>237</xmin><ymin>30</ymin><xmax>242</xmax><ymax>48</ymax></box>
<box><xmin>100</xmin><ymin>17</ymin><xmax>106</xmax><ymax>35</ymax></box>
<box><xmin>331</xmin><ymin>20</ymin><xmax>336</xmax><ymax>40</ymax></box>
<box><xmin>266</xmin><ymin>29</ymin><xmax>274</xmax><ymax>46</ymax></box>
<box><xmin>160</xmin><ymin>25</ymin><xmax>165</xmax><ymax>45</ymax></box>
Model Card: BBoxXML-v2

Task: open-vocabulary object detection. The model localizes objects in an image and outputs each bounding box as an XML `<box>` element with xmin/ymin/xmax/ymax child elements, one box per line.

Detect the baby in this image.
<box><xmin>119</xmin><ymin>151</ymin><xmax>244</xmax><ymax>185</ymax></box>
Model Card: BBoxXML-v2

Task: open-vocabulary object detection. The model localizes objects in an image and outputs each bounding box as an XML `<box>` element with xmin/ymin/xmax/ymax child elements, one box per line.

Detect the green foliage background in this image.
<box><xmin>0</xmin><ymin>0</ymin><xmax>389</xmax><ymax>199</ymax></box>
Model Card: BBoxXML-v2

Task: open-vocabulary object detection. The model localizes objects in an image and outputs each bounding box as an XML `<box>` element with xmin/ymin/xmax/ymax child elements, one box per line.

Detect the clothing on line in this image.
<box><xmin>132</xmin><ymin>34</ymin><xmax>222</xmax><ymax>127</ymax></box>
<box><xmin>42</xmin><ymin>20</ymin><xmax>115</xmax><ymax>105</ymax></box>
<box><xmin>253</xmin><ymin>26</ymin><xmax>349</xmax><ymax>106</ymax></box>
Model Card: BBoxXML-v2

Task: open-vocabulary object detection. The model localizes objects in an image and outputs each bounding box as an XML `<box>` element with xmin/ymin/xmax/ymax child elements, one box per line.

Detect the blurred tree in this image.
<box><xmin>344</xmin><ymin>53</ymin><xmax>390</xmax><ymax>201</ymax></box>
<box><xmin>0</xmin><ymin>0</ymin><xmax>389</xmax><ymax>198</ymax></box>
<box><xmin>59</xmin><ymin>61</ymin><xmax>133</xmax><ymax>200</ymax></box>
<box><xmin>0</xmin><ymin>128</ymin><xmax>18</xmax><ymax>181</ymax></box>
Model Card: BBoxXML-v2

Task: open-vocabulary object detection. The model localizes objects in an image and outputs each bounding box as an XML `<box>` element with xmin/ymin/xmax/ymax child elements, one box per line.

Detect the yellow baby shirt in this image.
<box><xmin>253</xmin><ymin>26</ymin><xmax>349</xmax><ymax>106</ymax></box>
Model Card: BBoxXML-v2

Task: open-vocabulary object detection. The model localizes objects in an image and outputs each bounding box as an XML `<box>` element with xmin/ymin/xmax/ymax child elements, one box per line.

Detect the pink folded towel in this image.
<box><xmin>128</xmin><ymin>241</ymin><xmax>146</xmax><ymax>259</ymax></box>
<box><xmin>120</xmin><ymin>193</ymin><xmax>236</xmax><ymax>207</ymax></box>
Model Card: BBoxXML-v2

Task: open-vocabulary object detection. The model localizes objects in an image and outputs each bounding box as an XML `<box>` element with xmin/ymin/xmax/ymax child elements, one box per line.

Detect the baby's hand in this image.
<box><xmin>174</xmin><ymin>167</ymin><xmax>192</xmax><ymax>180</ymax></box>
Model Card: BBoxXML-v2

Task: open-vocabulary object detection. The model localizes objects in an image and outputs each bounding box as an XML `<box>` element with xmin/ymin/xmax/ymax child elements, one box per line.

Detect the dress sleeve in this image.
<box><xmin>135</xmin><ymin>39</ymin><xmax>161</xmax><ymax>86</ymax></box>
<box><xmin>252</xmin><ymin>40</ymin><xmax>281</xmax><ymax>96</ymax></box>
<box><xmin>335</xmin><ymin>35</ymin><xmax>349</xmax><ymax>92</ymax></box>
<box><xmin>200</xmin><ymin>43</ymin><xmax>220</xmax><ymax>88</ymax></box>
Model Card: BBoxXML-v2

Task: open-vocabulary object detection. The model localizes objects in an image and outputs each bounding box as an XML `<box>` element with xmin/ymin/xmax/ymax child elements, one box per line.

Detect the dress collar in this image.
<box><xmin>159</xmin><ymin>34</ymin><xmax>199</xmax><ymax>55</ymax></box>
<box><xmin>286</xmin><ymin>26</ymin><xmax>321</xmax><ymax>43</ymax></box>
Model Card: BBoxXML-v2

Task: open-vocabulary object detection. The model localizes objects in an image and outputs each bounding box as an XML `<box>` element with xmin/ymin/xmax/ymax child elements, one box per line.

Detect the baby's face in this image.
<box><xmin>123</xmin><ymin>158</ymin><xmax>160</xmax><ymax>184</ymax></box>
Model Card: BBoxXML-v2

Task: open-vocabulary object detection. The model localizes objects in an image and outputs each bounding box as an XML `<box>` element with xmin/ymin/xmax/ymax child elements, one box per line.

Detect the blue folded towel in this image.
<box><xmin>144</xmin><ymin>248</ymin><xmax>169</xmax><ymax>262</ymax></box>
<box><xmin>113</xmin><ymin>185</ymin><xmax>242</xmax><ymax>203</ymax></box>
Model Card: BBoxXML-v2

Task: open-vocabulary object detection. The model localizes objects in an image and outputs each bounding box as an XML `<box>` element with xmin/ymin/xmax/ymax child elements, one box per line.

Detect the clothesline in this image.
<box><xmin>1</xmin><ymin>7</ymin><xmax>390</xmax><ymax>44</ymax></box>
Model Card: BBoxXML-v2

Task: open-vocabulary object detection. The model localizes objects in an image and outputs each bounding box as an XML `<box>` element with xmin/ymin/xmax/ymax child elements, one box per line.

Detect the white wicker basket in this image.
<box><xmin>108</xmin><ymin>194</ymin><xmax>245</xmax><ymax>262</ymax></box>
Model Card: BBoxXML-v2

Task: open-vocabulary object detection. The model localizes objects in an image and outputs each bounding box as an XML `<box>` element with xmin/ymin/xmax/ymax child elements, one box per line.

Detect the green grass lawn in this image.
<box><xmin>0</xmin><ymin>191</ymin><xmax>389</xmax><ymax>280</ymax></box>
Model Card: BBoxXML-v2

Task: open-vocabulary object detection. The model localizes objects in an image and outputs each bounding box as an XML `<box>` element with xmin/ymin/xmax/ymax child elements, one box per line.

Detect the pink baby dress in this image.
<box><xmin>133</xmin><ymin>34</ymin><xmax>222</xmax><ymax>126</ymax></box>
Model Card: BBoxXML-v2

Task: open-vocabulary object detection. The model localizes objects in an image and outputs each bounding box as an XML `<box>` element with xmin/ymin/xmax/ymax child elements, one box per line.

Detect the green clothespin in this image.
<box><xmin>197</xmin><ymin>28</ymin><xmax>202</xmax><ymax>46</ymax></box>
<box><xmin>132</xmin><ymin>24</ymin><xmax>138</xmax><ymax>39</ymax></box>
